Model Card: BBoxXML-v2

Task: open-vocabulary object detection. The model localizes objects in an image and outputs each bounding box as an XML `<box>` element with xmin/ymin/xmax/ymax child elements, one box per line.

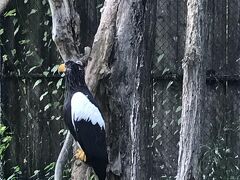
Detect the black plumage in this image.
<box><xmin>60</xmin><ymin>61</ymin><xmax>108</xmax><ymax>180</ymax></box>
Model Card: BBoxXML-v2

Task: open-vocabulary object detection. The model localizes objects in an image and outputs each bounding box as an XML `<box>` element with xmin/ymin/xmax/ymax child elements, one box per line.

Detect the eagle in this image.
<box><xmin>58</xmin><ymin>61</ymin><xmax>108</xmax><ymax>180</ymax></box>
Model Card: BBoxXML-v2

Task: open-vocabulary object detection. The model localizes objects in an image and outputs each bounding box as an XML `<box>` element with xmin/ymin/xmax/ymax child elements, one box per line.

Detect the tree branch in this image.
<box><xmin>48</xmin><ymin>0</ymin><xmax>81</xmax><ymax>62</ymax></box>
<box><xmin>0</xmin><ymin>0</ymin><xmax>10</xmax><ymax>14</ymax></box>
<box><xmin>54</xmin><ymin>132</ymin><xmax>73</xmax><ymax>180</ymax></box>
<box><xmin>72</xmin><ymin>0</ymin><xmax>119</xmax><ymax>179</ymax></box>
<box><xmin>85</xmin><ymin>0</ymin><xmax>119</xmax><ymax>94</ymax></box>
<box><xmin>48</xmin><ymin>0</ymin><xmax>119</xmax><ymax>179</ymax></box>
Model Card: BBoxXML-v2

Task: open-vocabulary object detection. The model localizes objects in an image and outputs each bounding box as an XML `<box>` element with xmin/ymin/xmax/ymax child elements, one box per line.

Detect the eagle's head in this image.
<box><xmin>58</xmin><ymin>61</ymin><xmax>86</xmax><ymax>90</ymax></box>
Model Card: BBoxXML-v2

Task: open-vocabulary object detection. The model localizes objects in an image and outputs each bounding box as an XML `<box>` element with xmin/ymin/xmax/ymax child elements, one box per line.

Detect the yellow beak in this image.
<box><xmin>58</xmin><ymin>64</ymin><xmax>66</xmax><ymax>73</ymax></box>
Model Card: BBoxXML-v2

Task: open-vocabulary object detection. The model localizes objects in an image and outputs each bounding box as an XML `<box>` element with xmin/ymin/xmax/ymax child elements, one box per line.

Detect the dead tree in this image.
<box><xmin>48</xmin><ymin>0</ymin><xmax>155</xmax><ymax>179</ymax></box>
<box><xmin>176</xmin><ymin>0</ymin><xmax>207</xmax><ymax>179</ymax></box>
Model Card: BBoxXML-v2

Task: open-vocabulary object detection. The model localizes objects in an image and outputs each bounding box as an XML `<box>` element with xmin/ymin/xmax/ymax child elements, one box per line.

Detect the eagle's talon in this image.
<box><xmin>75</xmin><ymin>148</ymin><xmax>86</xmax><ymax>162</ymax></box>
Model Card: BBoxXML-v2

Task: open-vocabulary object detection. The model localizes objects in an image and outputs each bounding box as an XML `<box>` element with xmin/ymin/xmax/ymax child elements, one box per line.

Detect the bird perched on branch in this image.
<box><xmin>58</xmin><ymin>61</ymin><xmax>108</xmax><ymax>180</ymax></box>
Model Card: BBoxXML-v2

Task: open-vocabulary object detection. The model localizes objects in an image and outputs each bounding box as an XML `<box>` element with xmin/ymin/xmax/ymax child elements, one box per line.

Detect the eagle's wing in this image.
<box><xmin>71</xmin><ymin>92</ymin><xmax>107</xmax><ymax>162</ymax></box>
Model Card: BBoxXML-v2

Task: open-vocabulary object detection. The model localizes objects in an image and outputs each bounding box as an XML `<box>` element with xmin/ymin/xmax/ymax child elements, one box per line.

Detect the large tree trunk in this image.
<box><xmin>176</xmin><ymin>0</ymin><xmax>207</xmax><ymax>179</ymax></box>
<box><xmin>102</xmin><ymin>0</ymin><xmax>156</xmax><ymax>179</ymax></box>
<box><xmin>48</xmin><ymin>0</ymin><xmax>156</xmax><ymax>179</ymax></box>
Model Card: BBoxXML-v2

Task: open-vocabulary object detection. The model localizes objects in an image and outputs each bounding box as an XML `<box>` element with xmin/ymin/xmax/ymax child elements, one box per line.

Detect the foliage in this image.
<box><xmin>0</xmin><ymin>124</ymin><xmax>12</xmax><ymax>160</ymax></box>
<box><xmin>201</xmin><ymin>124</ymin><xmax>240</xmax><ymax>180</ymax></box>
<box><xmin>6</xmin><ymin>166</ymin><xmax>22</xmax><ymax>180</ymax></box>
<box><xmin>0</xmin><ymin>1</ymin><xmax>66</xmax><ymax>179</ymax></box>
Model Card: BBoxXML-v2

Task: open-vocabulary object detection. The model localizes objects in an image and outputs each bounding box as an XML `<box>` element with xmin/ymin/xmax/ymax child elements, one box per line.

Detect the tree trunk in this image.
<box><xmin>48</xmin><ymin>0</ymin><xmax>156</xmax><ymax>179</ymax></box>
<box><xmin>102</xmin><ymin>0</ymin><xmax>156</xmax><ymax>179</ymax></box>
<box><xmin>176</xmin><ymin>0</ymin><xmax>207</xmax><ymax>179</ymax></box>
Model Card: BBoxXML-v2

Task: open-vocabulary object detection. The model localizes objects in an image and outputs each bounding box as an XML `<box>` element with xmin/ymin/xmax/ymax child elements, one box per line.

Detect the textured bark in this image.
<box><xmin>71</xmin><ymin>0</ymin><xmax>119</xmax><ymax>179</ymax></box>
<box><xmin>48</xmin><ymin>0</ymin><xmax>118</xmax><ymax>179</ymax></box>
<box><xmin>54</xmin><ymin>132</ymin><xmax>73</xmax><ymax>180</ymax></box>
<box><xmin>48</xmin><ymin>0</ymin><xmax>88</xmax><ymax>179</ymax></box>
<box><xmin>48</xmin><ymin>0</ymin><xmax>81</xmax><ymax>63</ymax></box>
<box><xmin>0</xmin><ymin>0</ymin><xmax>10</xmax><ymax>14</ymax></box>
<box><xmin>49</xmin><ymin>0</ymin><xmax>155</xmax><ymax>179</ymax></box>
<box><xmin>176</xmin><ymin>0</ymin><xmax>206</xmax><ymax>180</ymax></box>
<box><xmin>104</xmin><ymin>0</ymin><xmax>156</xmax><ymax>179</ymax></box>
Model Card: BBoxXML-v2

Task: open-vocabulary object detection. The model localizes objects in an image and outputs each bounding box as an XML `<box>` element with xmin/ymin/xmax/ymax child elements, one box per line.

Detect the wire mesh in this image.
<box><xmin>153</xmin><ymin>0</ymin><xmax>240</xmax><ymax>179</ymax></box>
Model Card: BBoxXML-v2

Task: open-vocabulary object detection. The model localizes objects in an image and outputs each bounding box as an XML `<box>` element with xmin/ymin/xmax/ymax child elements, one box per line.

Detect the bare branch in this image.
<box><xmin>48</xmin><ymin>0</ymin><xmax>119</xmax><ymax>179</ymax></box>
<box><xmin>85</xmin><ymin>0</ymin><xmax>119</xmax><ymax>94</ymax></box>
<box><xmin>54</xmin><ymin>132</ymin><xmax>73</xmax><ymax>180</ymax></box>
<box><xmin>48</xmin><ymin>0</ymin><xmax>81</xmax><ymax>62</ymax></box>
<box><xmin>0</xmin><ymin>0</ymin><xmax>10</xmax><ymax>14</ymax></box>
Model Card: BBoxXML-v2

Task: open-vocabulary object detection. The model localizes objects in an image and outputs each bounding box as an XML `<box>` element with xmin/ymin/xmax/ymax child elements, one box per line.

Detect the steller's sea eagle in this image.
<box><xmin>58</xmin><ymin>61</ymin><xmax>108</xmax><ymax>180</ymax></box>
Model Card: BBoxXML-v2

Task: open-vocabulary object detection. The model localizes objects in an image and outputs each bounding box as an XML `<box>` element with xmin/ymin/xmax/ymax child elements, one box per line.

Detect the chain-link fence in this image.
<box><xmin>0</xmin><ymin>0</ymin><xmax>103</xmax><ymax>178</ymax></box>
<box><xmin>153</xmin><ymin>0</ymin><xmax>240</xmax><ymax>179</ymax></box>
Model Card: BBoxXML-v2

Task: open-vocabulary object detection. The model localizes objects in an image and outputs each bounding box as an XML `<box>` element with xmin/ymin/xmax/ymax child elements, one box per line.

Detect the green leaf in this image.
<box><xmin>14</xmin><ymin>25</ymin><xmax>20</xmax><ymax>36</ymax></box>
<box><xmin>28</xmin><ymin>66</ymin><xmax>38</xmax><ymax>73</ymax></box>
<box><xmin>19</xmin><ymin>39</ymin><xmax>30</xmax><ymax>45</ymax></box>
<box><xmin>48</xmin><ymin>81</ymin><xmax>53</xmax><ymax>86</ymax></box>
<box><xmin>2</xmin><ymin>136</ymin><xmax>12</xmax><ymax>143</ymax></box>
<box><xmin>43</xmin><ymin>71</ymin><xmax>49</xmax><ymax>77</ymax></box>
<box><xmin>44</xmin><ymin>162</ymin><xmax>55</xmax><ymax>171</ymax></box>
<box><xmin>156</xmin><ymin>134</ymin><xmax>161</xmax><ymax>140</ymax></box>
<box><xmin>53</xmin><ymin>102</ymin><xmax>60</xmax><ymax>107</ymax></box>
<box><xmin>177</xmin><ymin>118</ymin><xmax>181</xmax><ymax>125</ymax></box>
<box><xmin>56</xmin><ymin>78</ymin><xmax>63</xmax><ymax>89</ymax></box>
<box><xmin>152</xmin><ymin>122</ymin><xmax>157</xmax><ymax>128</ymax></box>
<box><xmin>2</xmin><ymin>54</ymin><xmax>8</xmax><ymax>62</ymax></box>
<box><xmin>166</xmin><ymin>81</ymin><xmax>173</xmax><ymax>90</ymax></box>
<box><xmin>44</xmin><ymin>103</ymin><xmax>52</xmax><ymax>111</ymax></box>
<box><xmin>51</xmin><ymin>65</ymin><xmax>59</xmax><ymax>74</ymax></box>
<box><xmin>42</xmin><ymin>0</ymin><xmax>47</xmax><ymax>5</ymax></box>
<box><xmin>40</xmin><ymin>92</ymin><xmax>48</xmax><ymax>101</ymax></box>
<box><xmin>0</xmin><ymin>125</ymin><xmax>7</xmax><ymax>134</ymax></box>
<box><xmin>55</xmin><ymin>116</ymin><xmax>61</xmax><ymax>120</ymax></box>
<box><xmin>11</xmin><ymin>49</ymin><xmax>16</xmax><ymax>56</ymax></box>
<box><xmin>0</xmin><ymin>29</ymin><xmax>4</xmax><ymax>35</ymax></box>
<box><xmin>4</xmin><ymin>9</ymin><xmax>16</xmax><ymax>17</ymax></box>
<box><xmin>28</xmin><ymin>9</ymin><xmax>37</xmax><ymax>15</ymax></box>
<box><xmin>33</xmin><ymin>79</ymin><xmax>42</xmax><ymax>89</ymax></box>
<box><xmin>157</xmin><ymin>53</ymin><xmax>164</xmax><ymax>63</ymax></box>
<box><xmin>58</xmin><ymin>129</ymin><xmax>65</xmax><ymax>135</ymax></box>
<box><xmin>52</xmin><ymin>90</ymin><xmax>57</xmax><ymax>94</ymax></box>
<box><xmin>162</xmin><ymin>68</ymin><xmax>169</xmax><ymax>75</ymax></box>
<box><xmin>176</xmin><ymin>106</ymin><xmax>182</xmax><ymax>113</ymax></box>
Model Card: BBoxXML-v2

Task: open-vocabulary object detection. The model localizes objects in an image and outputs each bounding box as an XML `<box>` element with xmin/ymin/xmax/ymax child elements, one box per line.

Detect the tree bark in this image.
<box><xmin>104</xmin><ymin>0</ymin><xmax>156</xmax><ymax>179</ymax></box>
<box><xmin>47</xmin><ymin>0</ymin><xmax>89</xmax><ymax>179</ymax></box>
<box><xmin>176</xmin><ymin>0</ymin><xmax>207</xmax><ymax>180</ymax></box>
<box><xmin>48</xmin><ymin>0</ymin><xmax>118</xmax><ymax>179</ymax></box>
<box><xmin>0</xmin><ymin>0</ymin><xmax>10</xmax><ymax>14</ymax></box>
<box><xmin>71</xmin><ymin>0</ymin><xmax>119</xmax><ymax>179</ymax></box>
<box><xmin>48</xmin><ymin>0</ymin><xmax>155</xmax><ymax>179</ymax></box>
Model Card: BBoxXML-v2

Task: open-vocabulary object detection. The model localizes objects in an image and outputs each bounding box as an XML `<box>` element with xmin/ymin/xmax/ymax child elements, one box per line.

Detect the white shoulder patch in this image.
<box><xmin>71</xmin><ymin>92</ymin><xmax>105</xmax><ymax>129</ymax></box>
